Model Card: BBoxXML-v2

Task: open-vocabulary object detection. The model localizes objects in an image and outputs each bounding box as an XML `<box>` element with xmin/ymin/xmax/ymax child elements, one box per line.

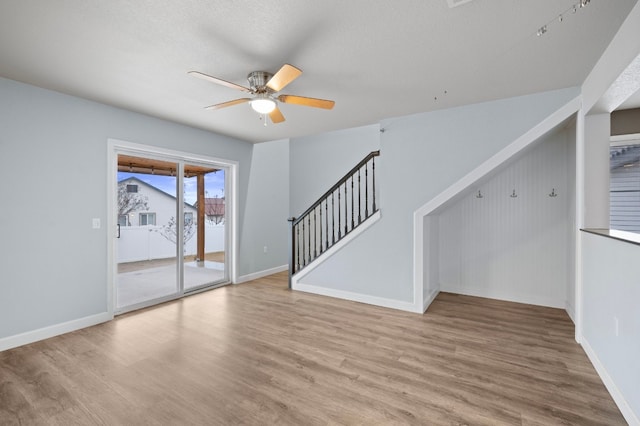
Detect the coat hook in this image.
<box><xmin>510</xmin><ymin>189</ymin><xmax>518</xmax><ymax>198</ymax></box>
<box><xmin>476</xmin><ymin>190</ymin><xmax>483</xmax><ymax>199</ymax></box>
<box><xmin>549</xmin><ymin>188</ymin><xmax>557</xmax><ymax>197</ymax></box>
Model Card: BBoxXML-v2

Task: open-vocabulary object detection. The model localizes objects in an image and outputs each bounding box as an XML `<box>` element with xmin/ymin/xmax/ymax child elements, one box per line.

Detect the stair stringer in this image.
<box><xmin>413</xmin><ymin>95</ymin><xmax>582</xmax><ymax>313</ymax></box>
<box><xmin>292</xmin><ymin>210</ymin><xmax>380</xmax><ymax>282</ymax></box>
<box><xmin>292</xmin><ymin>211</ymin><xmax>419</xmax><ymax>312</ymax></box>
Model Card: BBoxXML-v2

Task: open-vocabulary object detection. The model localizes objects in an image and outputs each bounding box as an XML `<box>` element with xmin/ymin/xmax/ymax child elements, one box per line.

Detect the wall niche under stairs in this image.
<box><xmin>429</xmin><ymin>126</ymin><xmax>576</xmax><ymax>312</ymax></box>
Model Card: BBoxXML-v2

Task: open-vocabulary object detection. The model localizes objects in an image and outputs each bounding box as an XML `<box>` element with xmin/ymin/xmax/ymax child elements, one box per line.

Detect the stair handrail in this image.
<box><xmin>291</xmin><ymin>150</ymin><xmax>380</xmax><ymax>227</ymax></box>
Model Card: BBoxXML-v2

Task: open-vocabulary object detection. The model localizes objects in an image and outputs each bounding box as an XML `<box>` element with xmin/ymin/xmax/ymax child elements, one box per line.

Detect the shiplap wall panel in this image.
<box><xmin>438</xmin><ymin>132</ymin><xmax>570</xmax><ymax>308</ymax></box>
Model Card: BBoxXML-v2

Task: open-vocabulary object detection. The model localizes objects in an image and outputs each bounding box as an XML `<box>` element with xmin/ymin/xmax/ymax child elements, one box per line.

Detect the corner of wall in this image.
<box><xmin>565</xmin><ymin>300</ymin><xmax>576</xmax><ymax>324</ymax></box>
<box><xmin>423</xmin><ymin>288</ymin><xmax>440</xmax><ymax>313</ymax></box>
<box><xmin>581</xmin><ymin>336</ymin><xmax>640</xmax><ymax>426</ymax></box>
<box><xmin>235</xmin><ymin>264</ymin><xmax>289</xmax><ymax>284</ymax></box>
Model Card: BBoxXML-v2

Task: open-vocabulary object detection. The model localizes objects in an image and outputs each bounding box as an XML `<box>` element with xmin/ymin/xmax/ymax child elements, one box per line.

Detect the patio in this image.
<box><xmin>117</xmin><ymin>252</ymin><xmax>226</xmax><ymax>309</ymax></box>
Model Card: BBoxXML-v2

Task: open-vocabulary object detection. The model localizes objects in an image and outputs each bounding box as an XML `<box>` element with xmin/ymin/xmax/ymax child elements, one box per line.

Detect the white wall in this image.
<box><xmin>294</xmin><ymin>87</ymin><xmax>580</xmax><ymax>308</ymax></box>
<box><xmin>584</xmin><ymin>113</ymin><xmax>611</xmax><ymax>228</ymax></box>
<box><xmin>437</xmin><ymin>130</ymin><xmax>572</xmax><ymax>308</ymax></box>
<box><xmin>423</xmin><ymin>215</ymin><xmax>439</xmax><ymax>306</ymax></box>
<box><xmin>566</xmin><ymin>121</ymin><xmax>577</xmax><ymax>321</ymax></box>
<box><xmin>0</xmin><ymin>76</ymin><xmax>285</xmax><ymax>343</ymax></box>
<box><xmin>239</xmin><ymin>138</ymin><xmax>290</xmax><ymax>276</ymax></box>
<box><xmin>289</xmin><ymin>124</ymin><xmax>381</xmax><ymax>216</ymax></box>
<box><xmin>577</xmin><ymin>5</ymin><xmax>640</xmax><ymax>422</ymax></box>
<box><xmin>582</xmin><ymin>232</ymin><xmax>640</xmax><ymax>424</ymax></box>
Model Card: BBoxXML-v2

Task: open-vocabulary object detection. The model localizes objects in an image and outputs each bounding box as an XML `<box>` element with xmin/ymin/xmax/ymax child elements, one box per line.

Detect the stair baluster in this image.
<box><xmin>288</xmin><ymin>150</ymin><xmax>380</xmax><ymax>283</ymax></box>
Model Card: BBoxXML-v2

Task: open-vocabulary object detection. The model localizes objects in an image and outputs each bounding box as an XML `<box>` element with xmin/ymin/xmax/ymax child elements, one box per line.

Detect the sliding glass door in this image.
<box><xmin>116</xmin><ymin>155</ymin><xmax>179</xmax><ymax>310</ymax></box>
<box><xmin>114</xmin><ymin>152</ymin><xmax>228</xmax><ymax>313</ymax></box>
<box><xmin>183</xmin><ymin>162</ymin><xmax>227</xmax><ymax>292</ymax></box>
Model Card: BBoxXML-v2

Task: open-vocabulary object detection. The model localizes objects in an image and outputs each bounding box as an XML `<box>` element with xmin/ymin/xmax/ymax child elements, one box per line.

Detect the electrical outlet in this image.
<box><xmin>92</xmin><ymin>218</ymin><xmax>101</xmax><ymax>229</ymax></box>
<box><xmin>614</xmin><ymin>317</ymin><xmax>620</xmax><ymax>337</ymax></box>
<box><xmin>263</xmin><ymin>246</ymin><xmax>268</xmax><ymax>253</ymax></box>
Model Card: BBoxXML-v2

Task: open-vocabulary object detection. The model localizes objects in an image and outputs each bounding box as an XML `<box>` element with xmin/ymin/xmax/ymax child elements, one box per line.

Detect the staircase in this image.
<box><xmin>288</xmin><ymin>151</ymin><xmax>380</xmax><ymax>287</ymax></box>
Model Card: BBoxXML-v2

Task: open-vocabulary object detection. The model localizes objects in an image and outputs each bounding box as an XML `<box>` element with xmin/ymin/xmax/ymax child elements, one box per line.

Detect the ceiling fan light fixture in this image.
<box><xmin>191</xmin><ymin>64</ymin><xmax>334</xmax><ymax>125</ymax></box>
<box><xmin>250</xmin><ymin>98</ymin><xmax>276</xmax><ymax>114</ymax></box>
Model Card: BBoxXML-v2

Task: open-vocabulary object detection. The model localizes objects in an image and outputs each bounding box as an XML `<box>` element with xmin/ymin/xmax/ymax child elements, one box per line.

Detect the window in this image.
<box><xmin>139</xmin><ymin>212</ymin><xmax>156</xmax><ymax>226</ymax></box>
<box><xmin>118</xmin><ymin>214</ymin><xmax>128</xmax><ymax>227</ymax></box>
<box><xmin>610</xmin><ymin>142</ymin><xmax>640</xmax><ymax>233</ymax></box>
<box><xmin>126</xmin><ymin>184</ymin><xmax>138</xmax><ymax>193</ymax></box>
<box><xmin>184</xmin><ymin>212</ymin><xmax>193</xmax><ymax>225</ymax></box>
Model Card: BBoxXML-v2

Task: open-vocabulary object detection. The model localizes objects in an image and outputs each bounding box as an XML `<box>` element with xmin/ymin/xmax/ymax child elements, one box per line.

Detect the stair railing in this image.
<box><xmin>288</xmin><ymin>150</ymin><xmax>380</xmax><ymax>286</ymax></box>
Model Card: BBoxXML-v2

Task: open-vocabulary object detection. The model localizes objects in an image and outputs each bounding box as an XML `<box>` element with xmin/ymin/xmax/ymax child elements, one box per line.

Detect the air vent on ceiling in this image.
<box><xmin>447</xmin><ymin>0</ymin><xmax>474</xmax><ymax>8</ymax></box>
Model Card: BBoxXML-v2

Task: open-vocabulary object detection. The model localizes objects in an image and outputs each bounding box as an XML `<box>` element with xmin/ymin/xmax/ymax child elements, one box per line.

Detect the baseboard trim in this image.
<box><xmin>293</xmin><ymin>282</ymin><xmax>420</xmax><ymax>313</ymax></box>
<box><xmin>0</xmin><ymin>312</ymin><xmax>112</xmax><ymax>352</ymax></box>
<box><xmin>440</xmin><ymin>285</ymin><xmax>565</xmax><ymax>309</ymax></box>
<box><xmin>235</xmin><ymin>264</ymin><xmax>289</xmax><ymax>284</ymax></box>
<box><xmin>581</xmin><ymin>337</ymin><xmax>639</xmax><ymax>426</ymax></box>
<box><xmin>423</xmin><ymin>289</ymin><xmax>440</xmax><ymax>313</ymax></box>
<box><xmin>565</xmin><ymin>300</ymin><xmax>576</xmax><ymax>324</ymax></box>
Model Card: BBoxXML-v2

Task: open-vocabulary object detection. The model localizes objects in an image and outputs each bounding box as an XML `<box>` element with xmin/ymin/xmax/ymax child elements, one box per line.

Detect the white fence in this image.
<box><xmin>118</xmin><ymin>224</ymin><xmax>225</xmax><ymax>263</ymax></box>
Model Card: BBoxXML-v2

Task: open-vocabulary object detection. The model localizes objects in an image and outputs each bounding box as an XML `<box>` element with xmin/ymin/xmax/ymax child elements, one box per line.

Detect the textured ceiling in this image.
<box><xmin>618</xmin><ymin>86</ymin><xmax>640</xmax><ymax>111</ymax></box>
<box><xmin>0</xmin><ymin>0</ymin><xmax>637</xmax><ymax>143</ymax></box>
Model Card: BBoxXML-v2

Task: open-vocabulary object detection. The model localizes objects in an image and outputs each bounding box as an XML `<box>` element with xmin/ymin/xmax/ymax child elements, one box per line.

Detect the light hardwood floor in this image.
<box><xmin>0</xmin><ymin>272</ymin><xmax>625</xmax><ymax>425</ymax></box>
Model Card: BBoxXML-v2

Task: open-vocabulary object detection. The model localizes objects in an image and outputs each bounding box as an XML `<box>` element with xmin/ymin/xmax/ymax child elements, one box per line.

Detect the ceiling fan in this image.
<box><xmin>188</xmin><ymin>64</ymin><xmax>335</xmax><ymax>124</ymax></box>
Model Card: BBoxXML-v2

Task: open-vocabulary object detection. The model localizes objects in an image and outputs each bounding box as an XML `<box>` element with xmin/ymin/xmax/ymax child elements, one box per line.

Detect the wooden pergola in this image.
<box><xmin>118</xmin><ymin>154</ymin><xmax>219</xmax><ymax>262</ymax></box>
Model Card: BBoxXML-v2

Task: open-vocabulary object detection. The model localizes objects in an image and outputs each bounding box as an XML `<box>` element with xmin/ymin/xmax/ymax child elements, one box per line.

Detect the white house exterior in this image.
<box><xmin>117</xmin><ymin>176</ymin><xmax>197</xmax><ymax>227</ymax></box>
<box><xmin>610</xmin><ymin>144</ymin><xmax>640</xmax><ymax>233</ymax></box>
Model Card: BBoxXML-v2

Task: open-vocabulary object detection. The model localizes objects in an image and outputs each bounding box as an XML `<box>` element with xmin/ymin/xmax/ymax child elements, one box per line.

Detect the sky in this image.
<box><xmin>118</xmin><ymin>169</ymin><xmax>225</xmax><ymax>205</ymax></box>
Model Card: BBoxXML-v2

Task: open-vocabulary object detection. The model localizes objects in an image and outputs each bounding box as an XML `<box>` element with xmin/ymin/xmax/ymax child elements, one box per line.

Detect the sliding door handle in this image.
<box><xmin>117</xmin><ymin>224</ymin><xmax>121</xmax><ymax>239</ymax></box>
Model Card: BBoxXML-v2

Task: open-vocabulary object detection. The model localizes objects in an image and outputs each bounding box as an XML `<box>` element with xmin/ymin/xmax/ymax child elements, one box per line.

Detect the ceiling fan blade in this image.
<box><xmin>266</xmin><ymin>64</ymin><xmax>302</xmax><ymax>92</ymax></box>
<box><xmin>278</xmin><ymin>95</ymin><xmax>335</xmax><ymax>110</ymax></box>
<box><xmin>188</xmin><ymin>71</ymin><xmax>252</xmax><ymax>93</ymax></box>
<box><xmin>269</xmin><ymin>107</ymin><xmax>286</xmax><ymax>124</ymax></box>
<box><xmin>204</xmin><ymin>98</ymin><xmax>251</xmax><ymax>110</ymax></box>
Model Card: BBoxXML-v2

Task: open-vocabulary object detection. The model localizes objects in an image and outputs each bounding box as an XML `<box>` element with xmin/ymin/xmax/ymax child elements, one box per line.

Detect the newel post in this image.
<box><xmin>287</xmin><ymin>217</ymin><xmax>296</xmax><ymax>289</ymax></box>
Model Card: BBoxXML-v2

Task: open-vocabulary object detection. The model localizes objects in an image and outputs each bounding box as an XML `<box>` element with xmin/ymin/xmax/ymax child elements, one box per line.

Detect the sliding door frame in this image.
<box><xmin>106</xmin><ymin>139</ymin><xmax>238</xmax><ymax>316</ymax></box>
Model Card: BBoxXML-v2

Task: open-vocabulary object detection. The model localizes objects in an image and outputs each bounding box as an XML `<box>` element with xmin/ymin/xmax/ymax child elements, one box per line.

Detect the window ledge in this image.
<box><xmin>581</xmin><ymin>228</ymin><xmax>640</xmax><ymax>246</ymax></box>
